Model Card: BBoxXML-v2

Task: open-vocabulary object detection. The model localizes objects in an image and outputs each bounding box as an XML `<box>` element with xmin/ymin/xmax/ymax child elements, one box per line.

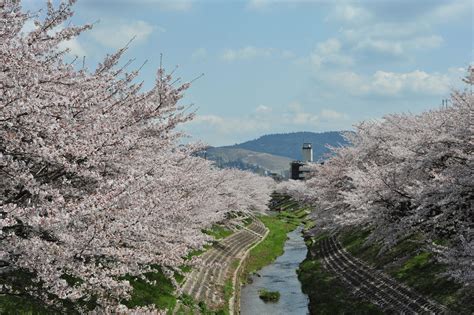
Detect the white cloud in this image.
<box><xmin>326</xmin><ymin>71</ymin><xmax>370</xmax><ymax>95</ymax></box>
<box><xmin>221</xmin><ymin>46</ymin><xmax>273</xmax><ymax>61</ymax></box>
<box><xmin>342</xmin><ymin>23</ymin><xmax>428</xmax><ymax>42</ymax></box>
<box><xmin>247</xmin><ymin>0</ymin><xmax>272</xmax><ymax>10</ymax></box>
<box><xmin>317</xmin><ymin>38</ymin><xmax>341</xmax><ymax>55</ymax></box>
<box><xmin>92</xmin><ymin>0</ymin><xmax>193</xmax><ymax>11</ymax></box>
<box><xmin>191</xmin><ymin>114</ymin><xmax>270</xmax><ymax>134</ymax></box>
<box><xmin>320</xmin><ymin>109</ymin><xmax>348</xmax><ymax>120</ymax></box>
<box><xmin>427</xmin><ymin>0</ymin><xmax>472</xmax><ymax>22</ymax></box>
<box><xmin>288</xmin><ymin>101</ymin><xmax>303</xmax><ymax>112</ymax></box>
<box><xmin>189</xmin><ymin>101</ymin><xmax>325</xmax><ymax>138</ymax></box>
<box><xmin>246</xmin><ymin>0</ymin><xmax>334</xmax><ymax>10</ymax></box>
<box><xmin>255</xmin><ymin>105</ymin><xmax>272</xmax><ymax>114</ymax></box>
<box><xmin>286</xmin><ymin>101</ymin><xmax>319</xmax><ymax>125</ymax></box>
<box><xmin>58</xmin><ymin>38</ymin><xmax>87</xmax><ymax>57</ymax></box>
<box><xmin>310</xmin><ymin>38</ymin><xmax>354</xmax><ymax>68</ymax></box>
<box><xmin>371</xmin><ymin>70</ymin><xmax>451</xmax><ymax>95</ymax></box>
<box><xmin>354</xmin><ymin>35</ymin><xmax>443</xmax><ymax>56</ymax></box>
<box><xmin>21</xmin><ymin>19</ymin><xmax>37</xmax><ymax>34</ymax></box>
<box><xmin>354</xmin><ymin>39</ymin><xmax>404</xmax><ymax>56</ymax></box>
<box><xmin>22</xmin><ymin>21</ymin><xmax>88</xmax><ymax>57</ymax></box>
<box><xmin>326</xmin><ymin>69</ymin><xmax>454</xmax><ymax>96</ymax></box>
<box><xmin>327</xmin><ymin>1</ymin><xmax>458</xmax><ymax>60</ymax></box>
<box><xmin>329</xmin><ymin>4</ymin><xmax>372</xmax><ymax>24</ymax></box>
<box><xmin>193</xmin><ymin>114</ymin><xmax>225</xmax><ymax>125</ymax></box>
<box><xmin>152</xmin><ymin>0</ymin><xmax>193</xmax><ymax>11</ymax></box>
<box><xmin>191</xmin><ymin>48</ymin><xmax>207</xmax><ymax>61</ymax></box>
<box><xmin>292</xmin><ymin>112</ymin><xmax>319</xmax><ymax>125</ymax></box>
<box><xmin>410</xmin><ymin>35</ymin><xmax>444</xmax><ymax>50</ymax></box>
<box><xmin>91</xmin><ymin>19</ymin><xmax>155</xmax><ymax>49</ymax></box>
<box><xmin>282</xmin><ymin>50</ymin><xmax>296</xmax><ymax>59</ymax></box>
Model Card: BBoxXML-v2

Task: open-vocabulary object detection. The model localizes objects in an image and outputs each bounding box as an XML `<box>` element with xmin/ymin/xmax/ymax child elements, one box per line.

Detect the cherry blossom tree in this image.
<box><xmin>281</xmin><ymin>67</ymin><xmax>473</xmax><ymax>285</ymax></box>
<box><xmin>0</xmin><ymin>0</ymin><xmax>274</xmax><ymax>312</ymax></box>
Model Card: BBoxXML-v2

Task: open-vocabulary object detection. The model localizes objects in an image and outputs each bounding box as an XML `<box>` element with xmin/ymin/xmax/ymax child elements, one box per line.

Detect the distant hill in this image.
<box><xmin>200</xmin><ymin>131</ymin><xmax>349</xmax><ymax>176</ymax></box>
<box><xmin>204</xmin><ymin>147</ymin><xmax>292</xmax><ymax>175</ymax></box>
<box><xmin>225</xmin><ymin>131</ymin><xmax>348</xmax><ymax>161</ymax></box>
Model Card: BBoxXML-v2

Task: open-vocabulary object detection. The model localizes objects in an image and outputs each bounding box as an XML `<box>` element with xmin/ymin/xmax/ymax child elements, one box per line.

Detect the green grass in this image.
<box><xmin>0</xmin><ymin>295</ymin><xmax>59</xmax><ymax>315</ymax></box>
<box><xmin>279</xmin><ymin>201</ymin><xmax>299</xmax><ymax>211</ymax></box>
<box><xmin>0</xmin><ymin>269</ymin><xmax>56</xmax><ymax>315</ymax></box>
<box><xmin>242</xmin><ymin>215</ymin><xmax>297</xmax><ymax>280</ymax></box>
<box><xmin>0</xmin><ymin>269</ymin><xmax>97</xmax><ymax>314</ymax></box>
<box><xmin>241</xmin><ymin>207</ymin><xmax>305</xmax><ymax>282</ymax></box>
<box><xmin>202</xmin><ymin>224</ymin><xmax>233</xmax><ymax>240</ymax></box>
<box><xmin>221</xmin><ymin>278</ymin><xmax>233</xmax><ymax>315</ymax></box>
<box><xmin>258</xmin><ymin>289</ymin><xmax>280</xmax><ymax>302</ymax></box>
<box><xmin>184</xmin><ymin>243</ymin><xmax>212</xmax><ymax>261</ymax></box>
<box><xmin>299</xmin><ymin>227</ymin><xmax>472</xmax><ymax>314</ymax></box>
<box><xmin>338</xmin><ymin>227</ymin><xmax>471</xmax><ymax>313</ymax></box>
<box><xmin>396</xmin><ymin>252</ymin><xmax>431</xmax><ymax>278</ymax></box>
<box><xmin>121</xmin><ymin>266</ymin><xmax>176</xmax><ymax>312</ymax></box>
<box><xmin>391</xmin><ymin>252</ymin><xmax>463</xmax><ymax>307</ymax></box>
<box><xmin>242</xmin><ymin>217</ymin><xmax>253</xmax><ymax>226</ymax></box>
<box><xmin>179</xmin><ymin>265</ymin><xmax>192</xmax><ymax>273</ymax></box>
<box><xmin>1</xmin><ymin>267</ymin><xmax>178</xmax><ymax>314</ymax></box>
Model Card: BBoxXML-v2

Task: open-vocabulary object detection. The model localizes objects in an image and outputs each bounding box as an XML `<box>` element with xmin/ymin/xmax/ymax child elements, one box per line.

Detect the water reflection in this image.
<box><xmin>240</xmin><ymin>226</ymin><xmax>309</xmax><ymax>315</ymax></box>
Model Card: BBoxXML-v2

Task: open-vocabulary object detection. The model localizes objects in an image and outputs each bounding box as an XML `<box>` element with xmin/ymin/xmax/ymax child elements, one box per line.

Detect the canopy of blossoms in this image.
<box><xmin>0</xmin><ymin>1</ymin><xmax>274</xmax><ymax>312</ymax></box>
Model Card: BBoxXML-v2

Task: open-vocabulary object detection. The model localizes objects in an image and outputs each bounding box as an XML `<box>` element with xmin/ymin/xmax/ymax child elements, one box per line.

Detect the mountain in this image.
<box><xmin>225</xmin><ymin>131</ymin><xmax>348</xmax><ymax>161</ymax></box>
<box><xmin>204</xmin><ymin>147</ymin><xmax>292</xmax><ymax>175</ymax></box>
<box><xmin>200</xmin><ymin>131</ymin><xmax>349</xmax><ymax>176</ymax></box>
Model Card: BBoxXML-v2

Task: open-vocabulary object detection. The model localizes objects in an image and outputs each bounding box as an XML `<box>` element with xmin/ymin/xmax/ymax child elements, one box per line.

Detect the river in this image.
<box><xmin>240</xmin><ymin>226</ymin><xmax>309</xmax><ymax>315</ymax></box>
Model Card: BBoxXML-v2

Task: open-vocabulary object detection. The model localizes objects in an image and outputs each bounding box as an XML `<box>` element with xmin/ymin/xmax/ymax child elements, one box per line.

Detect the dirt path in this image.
<box><xmin>180</xmin><ymin>219</ymin><xmax>267</xmax><ymax>311</ymax></box>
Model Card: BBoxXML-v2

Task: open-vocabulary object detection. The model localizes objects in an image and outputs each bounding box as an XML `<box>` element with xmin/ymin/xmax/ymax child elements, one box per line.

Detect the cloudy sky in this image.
<box><xmin>23</xmin><ymin>0</ymin><xmax>473</xmax><ymax>145</ymax></box>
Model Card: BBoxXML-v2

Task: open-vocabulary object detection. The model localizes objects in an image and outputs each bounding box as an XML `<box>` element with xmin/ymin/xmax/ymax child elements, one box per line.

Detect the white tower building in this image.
<box><xmin>302</xmin><ymin>143</ymin><xmax>313</xmax><ymax>162</ymax></box>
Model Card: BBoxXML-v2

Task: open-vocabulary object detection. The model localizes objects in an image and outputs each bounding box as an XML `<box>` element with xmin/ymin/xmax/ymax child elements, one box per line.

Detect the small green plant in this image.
<box><xmin>120</xmin><ymin>266</ymin><xmax>176</xmax><ymax>311</ymax></box>
<box><xmin>242</xmin><ymin>217</ymin><xmax>253</xmax><ymax>226</ymax></box>
<box><xmin>258</xmin><ymin>289</ymin><xmax>280</xmax><ymax>302</ymax></box>
<box><xmin>202</xmin><ymin>224</ymin><xmax>233</xmax><ymax>239</ymax></box>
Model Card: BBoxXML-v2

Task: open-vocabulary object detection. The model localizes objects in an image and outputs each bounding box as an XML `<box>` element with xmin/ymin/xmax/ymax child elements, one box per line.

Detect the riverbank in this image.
<box><xmin>235</xmin><ymin>195</ymin><xmax>309</xmax><ymax>314</ymax></box>
<box><xmin>240</xmin><ymin>196</ymin><xmax>308</xmax><ymax>283</ymax></box>
<box><xmin>176</xmin><ymin>216</ymin><xmax>268</xmax><ymax>314</ymax></box>
<box><xmin>297</xmin><ymin>232</ymin><xmax>382</xmax><ymax>314</ymax></box>
<box><xmin>298</xmin><ymin>226</ymin><xmax>474</xmax><ymax>314</ymax></box>
<box><xmin>240</xmin><ymin>226</ymin><xmax>309</xmax><ymax>315</ymax></box>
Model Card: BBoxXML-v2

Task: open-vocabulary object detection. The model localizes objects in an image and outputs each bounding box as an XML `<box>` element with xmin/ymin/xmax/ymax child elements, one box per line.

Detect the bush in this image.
<box><xmin>258</xmin><ymin>289</ymin><xmax>280</xmax><ymax>302</ymax></box>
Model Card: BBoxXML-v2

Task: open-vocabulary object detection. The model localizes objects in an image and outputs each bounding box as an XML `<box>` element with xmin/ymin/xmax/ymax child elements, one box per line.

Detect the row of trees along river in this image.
<box><xmin>1</xmin><ymin>0</ymin><xmax>472</xmax><ymax>314</ymax></box>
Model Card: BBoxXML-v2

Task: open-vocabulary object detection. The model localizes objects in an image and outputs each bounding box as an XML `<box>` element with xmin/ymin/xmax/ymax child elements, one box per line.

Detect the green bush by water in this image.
<box><xmin>258</xmin><ymin>289</ymin><xmax>280</xmax><ymax>302</ymax></box>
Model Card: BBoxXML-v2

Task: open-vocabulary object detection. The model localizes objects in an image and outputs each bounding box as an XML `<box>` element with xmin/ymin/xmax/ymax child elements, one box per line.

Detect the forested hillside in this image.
<box><xmin>204</xmin><ymin>147</ymin><xmax>292</xmax><ymax>174</ymax></box>
<box><xmin>226</xmin><ymin>131</ymin><xmax>348</xmax><ymax>161</ymax></box>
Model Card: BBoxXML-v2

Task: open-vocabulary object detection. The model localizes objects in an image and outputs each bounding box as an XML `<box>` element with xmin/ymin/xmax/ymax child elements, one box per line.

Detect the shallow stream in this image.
<box><xmin>240</xmin><ymin>226</ymin><xmax>309</xmax><ymax>315</ymax></box>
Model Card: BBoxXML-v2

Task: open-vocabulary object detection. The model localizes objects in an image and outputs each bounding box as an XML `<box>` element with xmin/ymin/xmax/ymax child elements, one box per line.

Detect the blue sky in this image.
<box><xmin>22</xmin><ymin>0</ymin><xmax>473</xmax><ymax>146</ymax></box>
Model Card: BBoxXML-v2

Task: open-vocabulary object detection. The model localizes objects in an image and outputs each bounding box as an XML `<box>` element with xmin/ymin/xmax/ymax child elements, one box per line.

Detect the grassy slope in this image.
<box><xmin>298</xmin><ymin>257</ymin><xmax>383</xmax><ymax>315</ymax></box>
<box><xmin>297</xmin><ymin>233</ymin><xmax>383</xmax><ymax>315</ymax></box>
<box><xmin>0</xmin><ymin>224</ymin><xmax>232</xmax><ymax>314</ymax></box>
<box><xmin>0</xmin><ymin>267</ymin><xmax>177</xmax><ymax>315</ymax></box>
<box><xmin>298</xmin><ymin>225</ymin><xmax>473</xmax><ymax>314</ymax></box>
<box><xmin>120</xmin><ymin>266</ymin><xmax>178</xmax><ymax>312</ymax></box>
<box><xmin>339</xmin><ymin>227</ymin><xmax>472</xmax><ymax>313</ymax></box>
<box><xmin>206</xmin><ymin>147</ymin><xmax>292</xmax><ymax>173</ymax></box>
<box><xmin>202</xmin><ymin>224</ymin><xmax>233</xmax><ymax>240</ymax></box>
<box><xmin>241</xmin><ymin>200</ymin><xmax>305</xmax><ymax>282</ymax></box>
